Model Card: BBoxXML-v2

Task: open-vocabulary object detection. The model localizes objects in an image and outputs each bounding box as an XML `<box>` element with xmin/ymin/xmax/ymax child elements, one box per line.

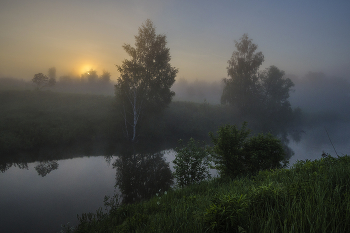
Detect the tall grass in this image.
<box><xmin>65</xmin><ymin>154</ymin><xmax>350</xmax><ymax>233</ymax></box>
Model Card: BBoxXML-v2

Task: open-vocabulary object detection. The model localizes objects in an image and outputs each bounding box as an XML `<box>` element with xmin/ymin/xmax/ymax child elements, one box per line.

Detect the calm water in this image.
<box><xmin>0</xmin><ymin>156</ymin><xmax>116</xmax><ymax>233</ymax></box>
<box><xmin>1</xmin><ymin>126</ymin><xmax>349</xmax><ymax>233</ymax></box>
<box><xmin>0</xmin><ymin>146</ymin><xmax>178</xmax><ymax>233</ymax></box>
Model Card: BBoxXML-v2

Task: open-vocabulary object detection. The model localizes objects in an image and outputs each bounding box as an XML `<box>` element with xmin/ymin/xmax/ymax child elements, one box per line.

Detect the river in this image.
<box><xmin>1</xmin><ymin>126</ymin><xmax>349</xmax><ymax>233</ymax></box>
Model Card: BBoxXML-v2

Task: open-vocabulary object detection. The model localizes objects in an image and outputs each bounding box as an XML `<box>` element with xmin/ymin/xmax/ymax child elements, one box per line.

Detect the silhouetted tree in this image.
<box><xmin>260</xmin><ymin>66</ymin><xmax>294</xmax><ymax>110</ymax></box>
<box><xmin>100</xmin><ymin>70</ymin><xmax>111</xmax><ymax>82</ymax></box>
<box><xmin>32</xmin><ymin>73</ymin><xmax>55</xmax><ymax>90</ymax></box>
<box><xmin>221</xmin><ymin>34</ymin><xmax>264</xmax><ymax>111</ymax></box>
<box><xmin>115</xmin><ymin>19</ymin><xmax>178</xmax><ymax>141</ymax></box>
<box><xmin>48</xmin><ymin>67</ymin><xmax>57</xmax><ymax>87</ymax></box>
<box><xmin>82</xmin><ymin>69</ymin><xmax>98</xmax><ymax>82</ymax></box>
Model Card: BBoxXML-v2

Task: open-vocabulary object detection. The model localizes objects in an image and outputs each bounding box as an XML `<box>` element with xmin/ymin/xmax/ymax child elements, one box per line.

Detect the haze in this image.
<box><xmin>1</xmin><ymin>0</ymin><xmax>350</xmax><ymax>82</ymax></box>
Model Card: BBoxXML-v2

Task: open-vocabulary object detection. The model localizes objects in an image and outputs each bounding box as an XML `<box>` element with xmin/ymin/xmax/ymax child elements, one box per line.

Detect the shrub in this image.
<box><xmin>173</xmin><ymin>138</ymin><xmax>211</xmax><ymax>187</ymax></box>
<box><xmin>209</xmin><ymin>122</ymin><xmax>250</xmax><ymax>178</ymax></box>
<box><xmin>243</xmin><ymin>133</ymin><xmax>288</xmax><ymax>174</ymax></box>
<box><xmin>209</xmin><ymin>122</ymin><xmax>287</xmax><ymax>179</ymax></box>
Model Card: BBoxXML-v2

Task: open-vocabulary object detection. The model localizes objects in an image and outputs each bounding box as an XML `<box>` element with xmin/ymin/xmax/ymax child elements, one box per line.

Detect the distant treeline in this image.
<box><xmin>0</xmin><ymin>76</ymin><xmax>224</xmax><ymax>103</ymax></box>
<box><xmin>0</xmin><ymin>75</ymin><xmax>115</xmax><ymax>95</ymax></box>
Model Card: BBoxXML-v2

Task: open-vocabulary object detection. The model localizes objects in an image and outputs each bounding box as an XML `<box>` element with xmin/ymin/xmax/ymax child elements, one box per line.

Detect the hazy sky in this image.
<box><xmin>1</xmin><ymin>0</ymin><xmax>349</xmax><ymax>82</ymax></box>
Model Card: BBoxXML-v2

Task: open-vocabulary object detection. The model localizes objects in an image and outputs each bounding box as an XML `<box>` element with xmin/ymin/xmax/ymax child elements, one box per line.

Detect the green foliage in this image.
<box><xmin>209</xmin><ymin>122</ymin><xmax>287</xmax><ymax>179</ymax></box>
<box><xmin>203</xmin><ymin>193</ymin><xmax>249</xmax><ymax>233</ymax></box>
<box><xmin>243</xmin><ymin>133</ymin><xmax>288</xmax><ymax>173</ymax></box>
<box><xmin>209</xmin><ymin>122</ymin><xmax>250</xmax><ymax>178</ymax></box>
<box><xmin>0</xmin><ymin>90</ymin><xmax>120</xmax><ymax>155</ymax></box>
<box><xmin>173</xmin><ymin>138</ymin><xmax>211</xmax><ymax>187</ymax></box>
<box><xmin>221</xmin><ymin>35</ymin><xmax>298</xmax><ymax>148</ymax></box>
<box><xmin>221</xmin><ymin>34</ymin><xmax>264</xmax><ymax>110</ymax></box>
<box><xmin>203</xmin><ymin>155</ymin><xmax>350</xmax><ymax>233</ymax></box>
<box><xmin>115</xmin><ymin>19</ymin><xmax>178</xmax><ymax>141</ymax></box>
<box><xmin>64</xmin><ymin>155</ymin><xmax>350</xmax><ymax>233</ymax></box>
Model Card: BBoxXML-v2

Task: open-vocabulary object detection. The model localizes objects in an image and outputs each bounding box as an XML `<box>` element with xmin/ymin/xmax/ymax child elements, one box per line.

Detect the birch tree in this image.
<box><xmin>221</xmin><ymin>34</ymin><xmax>264</xmax><ymax>111</ymax></box>
<box><xmin>115</xmin><ymin>19</ymin><xmax>178</xmax><ymax>141</ymax></box>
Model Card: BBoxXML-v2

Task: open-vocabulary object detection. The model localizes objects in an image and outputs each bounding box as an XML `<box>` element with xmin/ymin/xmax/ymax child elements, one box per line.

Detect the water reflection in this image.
<box><xmin>1</xmin><ymin>160</ymin><xmax>58</xmax><ymax>177</ymax></box>
<box><xmin>112</xmin><ymin>147</ymin><xmax>173</xmax><ymax>204</ymax></box>
<box><xmin>34</xmin><ymin>160</ymin><xmax>59</xmax><ymax>177</ymax></box>
<box><xmin>0</xmin><ymin>162</ymin><xmax>28</xmax><ymax>173</ymax></box>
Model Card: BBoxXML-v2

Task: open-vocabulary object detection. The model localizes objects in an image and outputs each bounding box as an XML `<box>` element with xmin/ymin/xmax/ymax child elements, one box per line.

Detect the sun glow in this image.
<box><xmin>80</xmin><ymin>64</ymin><xmax>94</xmax><ymax>74</ymax></box>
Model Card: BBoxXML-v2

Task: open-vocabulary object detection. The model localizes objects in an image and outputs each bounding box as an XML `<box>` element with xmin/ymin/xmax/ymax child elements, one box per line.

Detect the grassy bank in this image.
<box><xmin>0</xmin><ymin>90</ymin><xmax>120</xmax><ymax>154</ymax></box>
<box><xmin>0</xmin><ymin>90</ymin><xmax>240</xmax><ymax>155</ymax></box>
<box><xmin>63</xmin><ymin>154</ymin><xmax>350</xmax><ymax>233</ymax></box>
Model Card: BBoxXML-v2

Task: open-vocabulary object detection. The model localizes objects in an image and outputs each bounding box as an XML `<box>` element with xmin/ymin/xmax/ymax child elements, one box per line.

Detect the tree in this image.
<box><xmin>173</xmin><ymin>138</ymin><xmax>211</xmax><ymax>187</ymax></box>
<box><xmin>209</xmin><ymin>122</ymin><xmax>251</xmax><ymax>178</ymax></box>
<box><xmin>32</xmin><ymin>73</ymin><xmax>48</xmax><ymax>89</ymax></box>
<box><xmin>48</xmin><ymin>67</ymin><xmax>56</xmax><ymax>80</ymax></box>
<box><xmin>260</xmin><ymin>65</ymin><xmax>294</xmax><ymax>110</ymax></box>
<box><xmin>100</xmin><ymin>70</ymin><xmax>111</xmax><ymax>82</ymax></box>
<box><xmin>115</xmin><ymin>19</ymin><xmax>178</xmax><ymax>141</ymax></box>
<box><xmin>47</xmin><ymin>67</ymin><xmax>56</xmax><ymax>87</ymax></box>
<box><xmin>221</xmin><ymin>34</ymin><xmax>264</xmax><ymax>111</ymax></box>
<box><xmin>32</xmin><ymin>68</ymin><xmax>56</xmax><ymax>90</ymax></box>
<box><xmin>81</xmin><ymin>69</ymin><xmax>98</xmax><ymax>82</ymax></box>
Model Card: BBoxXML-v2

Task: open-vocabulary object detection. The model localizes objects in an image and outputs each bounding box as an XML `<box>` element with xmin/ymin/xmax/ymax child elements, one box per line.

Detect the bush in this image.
<box><xmin>173</xmin><ymin>138</ymin><xmax>211</xmax><ymax>187</ymax></box>
<box><xmin>243</xmin><ymin>133</ymin><xmax>288</xmax><ymax>174</ymax></box>
<box><xmin>209</xmin><ymin>122</ymin><xmax>251</xmax><ymax>178</ymax></box>
<box><xmin>209</xmin><ymin>122</ymin><xmax>287</xmax><ymax>179</ymax></box>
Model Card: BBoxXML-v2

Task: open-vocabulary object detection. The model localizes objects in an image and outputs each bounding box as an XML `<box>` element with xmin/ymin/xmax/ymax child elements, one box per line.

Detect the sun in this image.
<box><xmin>79</xmin><ymin>64</ymin><xmax>95</xmax><ymax>75</ymax></box>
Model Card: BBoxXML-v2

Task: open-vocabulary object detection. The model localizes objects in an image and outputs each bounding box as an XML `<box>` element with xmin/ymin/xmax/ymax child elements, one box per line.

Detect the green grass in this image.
<box><xmin>64</xmin><ymin>154</ymin><xmax>350</xmax><ymax>233</ymax></box>
<box><xmin>0</xmin><ymin>90</ymin><xmax>120</xmax><ymax>155</ymax></box>
<box><xmin>0</xmin><ymin>90</ymin><xmax>240</xmax><ymax>155</ymax></box>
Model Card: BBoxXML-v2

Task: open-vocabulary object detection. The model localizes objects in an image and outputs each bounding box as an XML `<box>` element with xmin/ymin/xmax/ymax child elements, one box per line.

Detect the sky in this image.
<box><xmin>1</xmin><ymin>0</ymin><xmax>350</xmax><ymax>82</ymax></box>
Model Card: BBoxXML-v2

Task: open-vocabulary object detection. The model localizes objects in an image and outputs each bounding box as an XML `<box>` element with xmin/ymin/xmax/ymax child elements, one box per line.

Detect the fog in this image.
<box><xmin>286</xmin><ymin>72</ymin><xmax>350</xmax><ymax>163</ymax></box>
<box><xmin>171</xmin><ymin>78</ymin><xmax>223</xmax><ymax>104</ymax></box>
<box><xmin>169</xmin><ymin>72</ymin><xmax>350</xmax><ymax>163</ymax></box>
<box><xmin>0</xmin><ymin>71</ymin><xmax>115</xmax><ymax>96</ymax></box>
<box><xmin>2</xmin><ymin>69</ymin><xmax>350</xmax><ymax>162</ymax></box>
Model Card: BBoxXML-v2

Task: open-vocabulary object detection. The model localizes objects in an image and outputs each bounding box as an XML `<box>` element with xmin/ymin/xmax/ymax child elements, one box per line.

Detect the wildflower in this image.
<box><xmin>164</xmin><ymin>191</ymin><xmax>167</xmax><ymax>195</ymax></box>
<box><xmin>157</xmin><ymin>201</ymin><xmax>160</xmax><ymax>205</ymax></box>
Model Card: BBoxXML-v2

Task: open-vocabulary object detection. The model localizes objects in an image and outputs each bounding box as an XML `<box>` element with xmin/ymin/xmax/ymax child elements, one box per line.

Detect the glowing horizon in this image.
<box><xmin>1</xmin><ymin>1</ymin><xmax>350</xmax><ymax>82</ymax></box>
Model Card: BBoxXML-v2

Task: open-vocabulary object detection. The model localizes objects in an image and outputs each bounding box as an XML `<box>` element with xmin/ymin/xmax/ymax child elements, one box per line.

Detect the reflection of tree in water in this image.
<box><xmin>0</xmin><ymin>162</ymin><xmax>28</xmax><ymax>173</ymax></box>
<box><xmin>113</xmin><ymin>150</ymin><xmax>173</xmax><ymax>204</ymax></box>
<box><xmin>34</xmin><ymin>161</ymin><xmax>59</xmax><ymax>177</ymax></box>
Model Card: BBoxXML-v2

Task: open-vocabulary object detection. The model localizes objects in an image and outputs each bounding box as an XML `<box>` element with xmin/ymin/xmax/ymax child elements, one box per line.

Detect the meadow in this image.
<box><xmin>0</xmin><ymin>90</ymin><xmax>240</xmax><ymax>156</ymax></box>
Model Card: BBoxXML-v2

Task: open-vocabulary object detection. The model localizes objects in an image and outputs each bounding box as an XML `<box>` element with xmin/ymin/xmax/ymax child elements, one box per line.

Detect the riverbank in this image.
<box><xmin>0</xmin><ymin>90</ymin><xmax>238</xmax><ymax>155</ymax></box>
<box><xmin>64</xmin><ymin>154</ymin><xmax>350</xmax><ymax>233</ymax></box>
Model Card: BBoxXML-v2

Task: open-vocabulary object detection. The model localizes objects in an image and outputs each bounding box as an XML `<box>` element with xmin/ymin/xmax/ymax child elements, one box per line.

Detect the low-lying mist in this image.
<box><xmin>171</xmin><ymin>78</ymin><xmax>223</xmax><ymax>104</ymax></box>
<box><xmin>287</xmin><ymin>72</ymin><xmax>350</xmax><ymax>161</ymax></box>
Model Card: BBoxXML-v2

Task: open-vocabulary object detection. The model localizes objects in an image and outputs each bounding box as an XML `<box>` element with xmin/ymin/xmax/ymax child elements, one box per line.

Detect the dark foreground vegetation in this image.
<box><xmin>62</xmin><ymin>154</ymin><xmax>350</xmax><ymax>233</ymax></box>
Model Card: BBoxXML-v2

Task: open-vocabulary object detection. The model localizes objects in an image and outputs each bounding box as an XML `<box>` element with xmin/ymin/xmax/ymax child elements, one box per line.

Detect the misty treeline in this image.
<box><xmin>112</xmin><ymin>21</ymin><xmax>299</xmax><ymax>164</ymax></box>
<box><xmin>0</xmin><ymin>67</ymin><xmax>115</xmax><ymax>95</ymax></box>
<box><xmin>1</xmin><ymin>19</ymin><xmax>350</xmax><ymax>160</ymax></box>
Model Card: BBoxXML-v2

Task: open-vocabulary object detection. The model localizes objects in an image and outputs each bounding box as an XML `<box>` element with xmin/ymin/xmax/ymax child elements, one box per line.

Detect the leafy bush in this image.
<box><xmin>209</xmin><ymin>122</ymin><xmax>287</xmax><ymax>179</ymax></box>
<box><xmin>209</xmin><ymin>122</ymin><xmax>250</xmax><ymax>178</ymax></box>
<box><xmin>173</xmin><ymin>138</ymin><xmax>211</xmax><ymax>187</ymax></box>
<box><xmin>243</xmin><ymin>133</ymin><xmax>288</xmax><ymax>174</ymax></box>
